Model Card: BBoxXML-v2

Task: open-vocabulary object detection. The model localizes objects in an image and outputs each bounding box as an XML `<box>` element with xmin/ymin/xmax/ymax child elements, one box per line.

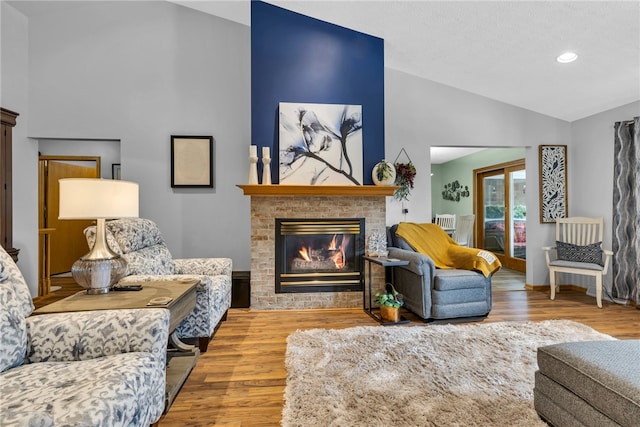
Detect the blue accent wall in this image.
<box><xmin>251</xmin><ymin>1</ymin><xmax>384</xmax><ymax>184</ymax></box>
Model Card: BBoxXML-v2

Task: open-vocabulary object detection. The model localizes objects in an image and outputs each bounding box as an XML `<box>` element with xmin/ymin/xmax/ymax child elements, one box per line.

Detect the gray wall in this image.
<box><xmin>1</xmin><ymin>3</ymin><xmax>38</xmax><ymax>290</ymax></box>
<box><xmin>384</xmin><ymin>69</ymin><xmax>572</xmax><ymax>287</ymax></box>
<box><xmin>5</xmin><ymin>1</ymin><xmax>251</xmax><ymax>296</ymax></box>
<box><xmin>2</xmin><ymin>1</ymin><xmax>637</xmax><ymax>298</ymax></box>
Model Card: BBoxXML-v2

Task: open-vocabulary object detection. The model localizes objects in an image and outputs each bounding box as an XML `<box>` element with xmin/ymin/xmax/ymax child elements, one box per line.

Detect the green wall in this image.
<box><xmin>431</xmin><ymin>147</ymin><xmax>525</xmax><ymax>219</ymax></box>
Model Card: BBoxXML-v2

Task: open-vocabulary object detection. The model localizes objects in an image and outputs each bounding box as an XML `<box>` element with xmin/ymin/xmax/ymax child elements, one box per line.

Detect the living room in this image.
<box><xmin>2</xmin><ymin>1</ymin><xmax>639</xmax><ymax>426</ymax></box>
<box><xmin>3</xmin><ymin>0</ymin><xmax>639</xmax><ymax>297</ymax></box>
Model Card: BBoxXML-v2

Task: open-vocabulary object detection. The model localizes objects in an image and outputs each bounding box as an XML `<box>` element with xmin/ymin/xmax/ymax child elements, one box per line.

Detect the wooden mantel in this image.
<box><xmin>237</xmin><ymin>184</ymin><xmax>398</xmax><ymax>197</ymax></box>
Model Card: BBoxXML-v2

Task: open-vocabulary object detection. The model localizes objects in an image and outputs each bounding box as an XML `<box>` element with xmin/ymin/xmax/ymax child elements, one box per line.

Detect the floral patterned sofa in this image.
<box><xmin>0</xmin><ymin>245</ymin><xmax>169</xmax><ymax>427</ymax></box>
<box><xmin>85</xmin><ymin>218</ymin><xmax>232</xmax><ymax>352</ymax></box>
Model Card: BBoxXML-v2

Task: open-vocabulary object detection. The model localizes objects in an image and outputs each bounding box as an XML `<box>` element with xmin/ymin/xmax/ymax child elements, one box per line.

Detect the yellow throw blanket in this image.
<box><xmin>395</xmin><ymin>222</ymin><xmax>501</xmax><ymax>277</ymax></box>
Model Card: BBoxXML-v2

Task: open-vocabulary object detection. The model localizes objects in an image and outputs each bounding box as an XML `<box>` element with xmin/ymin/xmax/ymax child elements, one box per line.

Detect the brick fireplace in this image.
<box><xmin>239</xmin><ymin>185</ymin><xmax>393</xmax><ymax>310</ymax></box>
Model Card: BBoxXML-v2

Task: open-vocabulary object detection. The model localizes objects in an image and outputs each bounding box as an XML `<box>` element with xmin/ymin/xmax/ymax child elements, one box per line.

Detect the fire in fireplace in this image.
<box><xmin>275</xmin><ymin>218</ymin><xmax>364</xmax><ymax>293</ymax></box>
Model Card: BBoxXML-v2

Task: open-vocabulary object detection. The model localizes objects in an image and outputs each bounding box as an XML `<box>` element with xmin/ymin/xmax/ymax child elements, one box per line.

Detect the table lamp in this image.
<box><xmin>58</xmin><ymin>178</ymin><xmax>139</xmax><ymax>294</ymax></box>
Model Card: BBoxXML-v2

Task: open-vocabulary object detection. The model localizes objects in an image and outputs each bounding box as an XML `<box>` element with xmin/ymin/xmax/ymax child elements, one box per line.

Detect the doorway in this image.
<box><xmin>474</xmin><ymin>159</ymin><xmax>526</xmax><ymax>272</ymax></box>
<box><xmin>39</xmin><ymin>156</ymin><xmax>100</xmax><ymax>276</ymax></box>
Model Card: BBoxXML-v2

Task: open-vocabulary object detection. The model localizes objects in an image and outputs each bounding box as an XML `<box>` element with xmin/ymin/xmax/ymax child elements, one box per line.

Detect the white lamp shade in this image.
<box><xmin>59</xmin><ymin>178</ymin><xmax>139</xmax><ymax>219</ymax></box>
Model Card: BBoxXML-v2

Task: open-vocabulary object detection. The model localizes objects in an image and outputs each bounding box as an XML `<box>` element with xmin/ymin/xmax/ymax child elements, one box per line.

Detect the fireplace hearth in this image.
<box><xmin>275</xmin><ymin>218</ymin><xmax>364</xmax><ymax>293</ymax></box>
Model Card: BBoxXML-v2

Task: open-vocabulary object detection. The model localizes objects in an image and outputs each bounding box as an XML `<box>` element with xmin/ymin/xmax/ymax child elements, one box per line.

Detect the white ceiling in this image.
<box><xmin>169</xmin><ymin>0</ymin><xmax>640</xmax><ymax>123</ymax></box>
<box><xmin>430</xmin><ymin>147</ymin><xmax>486</xmax><ymax>164</ymax></box>
<box><xmin>8</xmin><ymin>0</ymin><xmax>640</xmax><ymax>123</ymax></box>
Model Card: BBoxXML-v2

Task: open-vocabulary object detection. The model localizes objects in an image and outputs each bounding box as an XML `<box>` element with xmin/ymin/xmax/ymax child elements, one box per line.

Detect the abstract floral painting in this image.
<box><xmin>539</xmin><ymin>145</ymin><xmax>568</xmax><ymax>223</ymax></box>
<box><xmin>279</xmin><ymin>102</ymin><xmax>363</xmax><ymax>185</ymax></box>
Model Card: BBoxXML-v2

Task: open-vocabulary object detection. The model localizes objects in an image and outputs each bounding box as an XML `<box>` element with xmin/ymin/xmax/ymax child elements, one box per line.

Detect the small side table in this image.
<box><xmin>363</xmin><ymin>255</ymin><xmax>410</xmax><ymax>325</ymax></box>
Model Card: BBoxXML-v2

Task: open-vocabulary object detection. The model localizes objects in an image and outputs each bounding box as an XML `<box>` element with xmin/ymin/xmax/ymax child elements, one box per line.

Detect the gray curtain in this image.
<box><xmin>612</xmin><ymin>116</ymin><xmax>640</xmax><ymax>304</ymax></box>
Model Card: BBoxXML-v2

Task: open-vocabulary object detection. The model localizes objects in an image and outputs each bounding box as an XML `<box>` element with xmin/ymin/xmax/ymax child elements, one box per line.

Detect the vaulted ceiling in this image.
<box><xmin>8</xmin><ymin>0</ymin><xmax>640</xmax><ymax>123</ymax></box>
<box><xmin>171</xmin><ymin>0</ymin><xmax>640</xmax><ymax>123</ymax></box>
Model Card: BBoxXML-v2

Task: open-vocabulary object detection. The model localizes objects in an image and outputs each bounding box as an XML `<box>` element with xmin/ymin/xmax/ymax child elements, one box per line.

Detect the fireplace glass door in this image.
<box><xmin>275</xmin><ymin>218</ymin><xmax>364</xmax><ymax>293</ymax></box>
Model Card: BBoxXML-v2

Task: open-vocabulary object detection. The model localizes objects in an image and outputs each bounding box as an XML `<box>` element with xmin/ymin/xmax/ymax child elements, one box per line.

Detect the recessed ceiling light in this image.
<box><xmin>556</xmin><ymin>52</ymin><xmax>578</xmax><ymax>63</ymax></box>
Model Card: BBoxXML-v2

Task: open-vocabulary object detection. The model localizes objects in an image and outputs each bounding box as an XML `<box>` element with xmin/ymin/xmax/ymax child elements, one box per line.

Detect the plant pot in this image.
<box><xmin>372</xmin><ymin>161</ymin><xmax>396</xmax><ymax>186</ymax></box>
<box><xmin>380</xmin><ymin>305</ymin><xmax>401</xmax><ymax>323</ymax></box>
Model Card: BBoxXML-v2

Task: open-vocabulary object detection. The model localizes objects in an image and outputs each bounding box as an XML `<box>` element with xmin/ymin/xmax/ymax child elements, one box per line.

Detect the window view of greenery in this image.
<box><xmin>483</xmin><ymin>171</ymin><xmax>526</xmax><ymax>259</ymax></box>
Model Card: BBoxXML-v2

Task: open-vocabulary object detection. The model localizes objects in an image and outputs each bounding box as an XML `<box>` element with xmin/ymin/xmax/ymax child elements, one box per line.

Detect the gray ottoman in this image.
<box><xmin>534</xmin><ymin>340</ymin><xmax>640</xmax><ymax>426</ymax></box>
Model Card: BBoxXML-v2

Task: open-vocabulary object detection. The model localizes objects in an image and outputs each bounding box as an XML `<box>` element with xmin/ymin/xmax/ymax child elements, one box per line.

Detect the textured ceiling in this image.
<box><xmin>170</xmin><ymin>0</ymin><xmax>640</xmax><ymax>122</ymax></box>
<box><xmin>9</xmin><ymin>1</ymin><xmax>640</xmax><ymax>122</ymax></box>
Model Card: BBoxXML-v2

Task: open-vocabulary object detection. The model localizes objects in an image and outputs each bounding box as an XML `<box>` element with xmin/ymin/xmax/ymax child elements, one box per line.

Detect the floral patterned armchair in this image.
<box><xmin>0</xmin><ymin>245</ymin><xmax>169</xmax><ymax>426</ymax></box>
<box><xmin>85</xmin><ymin>218</ymin><xmax>232</xmax><ymax>352</ymax></box>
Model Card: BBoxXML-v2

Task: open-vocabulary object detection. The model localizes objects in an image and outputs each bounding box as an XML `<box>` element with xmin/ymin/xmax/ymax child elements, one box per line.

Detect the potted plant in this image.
<box><xmin>394</xmin><ymin>161</ymin><xmax>416</xmax><ymax>201</ymax></box>
<box><xmin>375</xmin><ymin>283</ymin><xmax>404</xmax><ymax>322</ymax></box>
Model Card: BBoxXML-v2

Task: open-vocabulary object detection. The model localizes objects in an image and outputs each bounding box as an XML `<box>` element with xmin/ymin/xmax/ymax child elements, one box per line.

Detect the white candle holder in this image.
<box><xmin>262</xmin><ymin>150</ymin><xmax>272</xmax><ymax>185</ymax></box>
<box><xmin>248</xmin><ymin>145</ymin><xmax>259</xmax><ymax>184</ymax></box>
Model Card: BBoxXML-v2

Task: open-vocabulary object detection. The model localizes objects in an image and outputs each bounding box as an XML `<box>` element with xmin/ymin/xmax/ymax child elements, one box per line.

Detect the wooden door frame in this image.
<box><xmin>39</xmin><ymin>155</ymin><xmax>101</xmax><ymax>227</ymax></box>
<box><xmin>38</xmin><ymin>156</ymin><xmax>101</xmax><ymax>294</ymax></box>
<box><xmin>473</xmin><ymin>159</ymin><xmax>526</xmax><ymax>272</ymax></box>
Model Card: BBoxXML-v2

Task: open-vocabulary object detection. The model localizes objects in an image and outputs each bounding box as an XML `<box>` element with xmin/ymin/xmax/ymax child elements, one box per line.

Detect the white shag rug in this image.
<box><xmin>282</xmin><ymin>320</ymin><xmax>615</xmax><ymax>427</ymax></box>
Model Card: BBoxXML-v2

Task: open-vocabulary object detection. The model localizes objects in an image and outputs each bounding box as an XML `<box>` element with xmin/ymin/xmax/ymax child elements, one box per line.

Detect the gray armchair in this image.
<box><xmin>387</xmin><ymin>224</ymin><xmax>493</xmax><ymax>321</ymax></box>
<box><xmin>85</xmin><ymin>218</ymin><xmax>232</xmax><ymax>352</ymax></box>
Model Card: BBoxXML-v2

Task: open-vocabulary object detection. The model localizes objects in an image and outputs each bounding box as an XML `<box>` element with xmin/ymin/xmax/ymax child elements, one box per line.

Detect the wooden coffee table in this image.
<box><xmin>34</xmin><ymin>278</ymin><xmax>200</xmax><ymax>410</ymax></box>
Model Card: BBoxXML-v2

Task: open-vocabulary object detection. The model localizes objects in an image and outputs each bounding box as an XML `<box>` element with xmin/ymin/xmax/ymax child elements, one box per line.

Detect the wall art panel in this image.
<box><xmin>279</xmin><ymin>102</ymin><xmax>363</xmax><ymax>185</ymax></box>
<box><xmin>539</xmin><ymin>144</ymin><xmax>567</xmax><ymax>223</ymax></box>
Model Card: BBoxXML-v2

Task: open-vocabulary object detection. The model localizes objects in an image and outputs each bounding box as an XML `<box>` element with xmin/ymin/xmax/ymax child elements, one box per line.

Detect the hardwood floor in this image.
<box><xmin>37</xmin><ymin>277</ymin><xmax>640</xmax><ymax>426</ymax></box>
<box><xmin>491</xmin><ymin>266</ymin><xmax>526</xmax><ymax>291</ymax></box>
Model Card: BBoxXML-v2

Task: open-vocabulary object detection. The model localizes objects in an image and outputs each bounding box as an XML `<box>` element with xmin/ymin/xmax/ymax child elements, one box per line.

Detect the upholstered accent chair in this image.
<box><xmin>386</xmin><ymin>224</ymin><xmax>495</xmax><ymax>321</ymax></box>
<box><xmin>85</xmin><ymin>217</ymin><xmax>232</xmax><ymax>352</ymax></box>
<box><xmin>0</xmin><ymin>245</ymin><xmax>169</xmax><ymax>426</ymax></box>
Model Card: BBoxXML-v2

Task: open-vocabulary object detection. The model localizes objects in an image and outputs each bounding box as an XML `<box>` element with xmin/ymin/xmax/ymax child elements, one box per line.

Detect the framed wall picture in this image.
<box><xmin>278</xmin><ymin>102</ymin><xmax>363</xmax><ymax>185</ymax></box>
<box><xmin>539</xmin><ymin>145</ymin><xmax>568</xmax><ymax>223</ymax></box>
<box><xmin>111</xmin><ymin>163</ymin><xmax>121</xmax><ymax>180</ymax></box>
<box><xmin>171</xmin><ymin>135</ymin><xmax>214</xmax><ymax>188</ymax></box>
